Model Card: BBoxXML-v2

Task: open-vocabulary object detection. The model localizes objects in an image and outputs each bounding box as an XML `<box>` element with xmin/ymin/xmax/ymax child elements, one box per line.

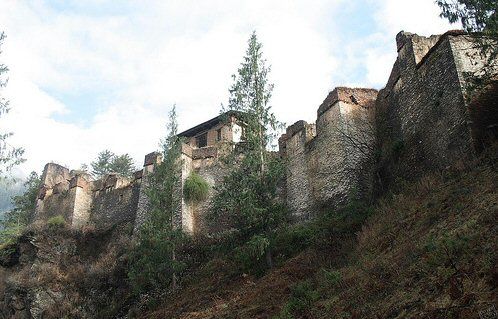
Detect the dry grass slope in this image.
<box><xmin>145</xmin><ymin>150</ymin><xmax>497</xmax><ymax>319</ymax></box>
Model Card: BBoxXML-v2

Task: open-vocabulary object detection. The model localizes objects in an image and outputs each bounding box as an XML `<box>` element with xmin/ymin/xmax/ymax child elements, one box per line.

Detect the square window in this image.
<box><xmin>196</xmin><ymin>133</ymin><xmax>207</xmax><ymax>148</ymax></box>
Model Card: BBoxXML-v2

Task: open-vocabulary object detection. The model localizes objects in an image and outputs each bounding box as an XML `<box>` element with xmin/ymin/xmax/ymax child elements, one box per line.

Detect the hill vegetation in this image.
<box><xmin>1</xmin><ymin>147</ymin><xmax>494</xmax><ymax>318</ymax></box>
<box><xmin>0</xmin><ymin>2</ymin><xmax>496</xmax><ymax>317</ymax></box>
<box><xmin>142</xmin><ymin>147</ymin><xmax>497</xmax><ymax>319</ymax></box>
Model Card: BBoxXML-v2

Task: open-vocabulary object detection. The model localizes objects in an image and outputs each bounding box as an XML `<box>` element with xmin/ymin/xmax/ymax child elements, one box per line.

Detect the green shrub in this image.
<box><xmin>47</xmin><ymin>215</ymin><xmax>66</xmax><ymax>228</ymax></box>
<box><xmin>275</xmin><ymin>280</ymin><xmax>319</xmax><ymax>319</ymax></box>
<box><xmin>183</xmin><ymin>172</ymin><xmax>210</xmax><ymax>203</ymax></box>
<box><xmin>274</xmin><ymin>223</ymin><xmax>317</xmax><ymax>260</ymax></box>
<box><xmin>232</xmin><ymin>235</ymin><xmax>270</xmax><ymax>276</ymax></box>
<box><xmin>320</xmin><ymin>269</ymin><xmax>342</xmax><ymax>287</ymax></box>
<box><xmin>318</xmin><ymin>200</ymin><xmax>374</xmax><ymax>241</ymax></box>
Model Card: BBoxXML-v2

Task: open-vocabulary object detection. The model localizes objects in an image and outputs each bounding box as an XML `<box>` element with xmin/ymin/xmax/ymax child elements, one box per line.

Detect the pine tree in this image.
<box><xmin>90</xmin><ymin>150</ymin><xmax>136</xmax><ymax>178</ymax></box>
<box><xmin>109</xmin><ymin>153</ymin><xmax>136</xmax><ymax>177</ymax></box>
<box><xmin>212</xmin><ymin>31</ymin><xmax>286</xmax><ymax>269</ymax></box>
<box><xmin>0</xmin><ymin>32</ymin><xmax>24</xmax><ymax>178</ymax></box>
<box><xmin>436</xmin><ymin>0</ymin><xmax>497</xmax><ymax>33</ymax></box>
<box><xmin>128</xmin><ymin>105</ymin><xmax>185</xmax><ymax>294</ymax></box>
<box><xmin>90</xmin><ymin>149</ymin><xmax>115</xmax><ymax>178</ymax></box>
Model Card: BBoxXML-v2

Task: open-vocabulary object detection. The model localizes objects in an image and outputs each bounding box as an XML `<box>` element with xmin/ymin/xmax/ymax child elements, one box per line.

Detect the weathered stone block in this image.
<box><xmin>144</xmin><ymin>152</ymin><xmax>162</xmax><ymax>166</ymax></box>
<box><xmin>69</xmin><ymin>175</ymin><xmax>89</xmax><ymax>190</ymax></box>
<box><xmin>192</xmin><ymin>146</ymin><xmax>217</xmax><ymax>159</ymax></box>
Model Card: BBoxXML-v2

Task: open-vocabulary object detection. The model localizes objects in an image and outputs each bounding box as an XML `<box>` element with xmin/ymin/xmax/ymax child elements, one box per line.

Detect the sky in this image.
<box><xmin>0</xmin><ymin>0</ymin><xmax>455</xmax><ymax>178</ymax></box>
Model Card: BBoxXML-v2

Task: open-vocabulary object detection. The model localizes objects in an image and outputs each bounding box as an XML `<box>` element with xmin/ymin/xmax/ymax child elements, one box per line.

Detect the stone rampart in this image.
<box><xmin>180</xmin><ymin>144</ymin><xmax>227</xmax><ymax>234</ymax></box>
<box><xmin>375</xmin><ymin>31</ymin><xmax>492</xmax><ymax>189</ymax></box>
<box><xmin>35</xmin><ymin>162</ymin><xmax>145</xmax><ymax>230</ymax></box>
<box><xmin>281</xmin><ymin>88</ymin><xmax>378</xmax><ymax>218</ymax></box>
<box><xmin>32</xmin><ymin>30</ymin><xmax>497</xmax><ymax>234</ymax></box>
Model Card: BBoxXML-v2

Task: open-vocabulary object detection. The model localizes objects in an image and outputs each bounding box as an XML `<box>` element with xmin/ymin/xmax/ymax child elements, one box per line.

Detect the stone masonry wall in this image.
<box><xmin>36</xmin><ymin>161</ymin><xmax>146</xmax><ymax>230</ymax></box>
<box><xmin>282</xmin><ymin>121</ymin><xmax>316</xmax><ymax>220</ymax></box>
<box><xmin>375</xmin><ymin>31</ymin><xmax>490</xmax><ymax>189</ymax></box>
<box><xmin>133</xmin><ymin>152</ymin><xmax>161</xmax><ymax>234</ymax></box>
<box><xmin>91</xmin><ymin>181</ymin><xmax>140</xmax><ymax>229</ymax></box>
<box><xmin>70</xmin><ymin>176</ymin><xmax>92</xmax><ymax>228</ymax></box>
<box><xmin>180</xmin><ymin>144</ymin><xmax>228</xmax><ymax>234</ymax></box>
<box><xmin>35</xmin><ymin>164</ymin><xmax>77</xmax><ymax>223</ymax></box>
<box><xmin>281</xmin><ymin>88</ymin><xmax>378</xmax><ymax>219</ymax></box>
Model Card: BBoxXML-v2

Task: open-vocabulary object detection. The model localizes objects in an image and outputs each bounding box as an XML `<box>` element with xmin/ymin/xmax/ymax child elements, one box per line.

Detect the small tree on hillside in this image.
<box><xmin>0</xmin><ymin>32</ymin><xmax>24</xmax><ymax>178</ymax></box>
<box><xmin>128</xmin><ymin>105</ymin><xmax>185</xmax><ymax>294</ymax></box>
<box><xmin>212</xmin><ymin>31</ymin><xmax>286</xmax><ymax>269</ymax></box>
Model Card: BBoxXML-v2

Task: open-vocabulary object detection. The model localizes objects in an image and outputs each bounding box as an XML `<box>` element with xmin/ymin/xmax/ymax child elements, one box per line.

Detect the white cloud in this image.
<box><xmin>359</xmin><ymin>0</ymin><xmax>457</xmax><ymax>87</ymax></box>
<box><xmin>374</xmin><ymin>0</ymin><xmax>454</xmax><ymax>36</ymax></box>
<box><xmin>0</xmin><ymin>0</ymin><xmax>458</xmax><ymax>178</ymax></box>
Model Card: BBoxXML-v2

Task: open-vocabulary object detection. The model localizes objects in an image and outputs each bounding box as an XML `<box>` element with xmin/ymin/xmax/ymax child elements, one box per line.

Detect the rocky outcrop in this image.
<box><xmin>0</xmin><ymin>223</ymin><xmax>132</xmax><ymax>318</ymax></box>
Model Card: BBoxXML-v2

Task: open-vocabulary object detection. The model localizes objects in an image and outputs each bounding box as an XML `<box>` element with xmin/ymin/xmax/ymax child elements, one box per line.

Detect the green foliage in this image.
<box><xmin>0</xmin><ymin>32</ymin><xmax>24</xmax><ymax>178</ymax></box>
<box><xmin>0</xmin><ymin>180</ymin><xmax>25</xmax><ymax>216</ymax></box>
<box><xmin>317</xmin><ymin>200</ymin><xmax>374</xmax><ymax>241</ymax></box>
<box><xmin>128</xmin><ymin>105</ymin><xmax>186</xmax><ymax>296</ymax></box>
<box><xmin>275</xmin><ymin>280</ymin><xmax>319</xmax><ymax>319</ymax></box>
<box><xmin>91</xmin><ymin>150</ymin><xmax>114</xmax><ymax>177</ymax></box>
<box><xmin>183</xmin><ymin>172</ymin><xmax>209</xmax><ymax>203</ymax></box>
<box><xmin>273</xmin><ymin>200</ymin><xmax>373</xmax><ymax>262</ymax></box>
<box><xmin>0</xmin><ymin>223</ymin><xmax>23</xmax><ymax>247</ymax></box>
<box><xmin>0</xmin><ymin>172</ymin><xmax>40</xmax><ymax>244</ymax></box>
<box><xmin>110</xmin><ymin>154</ymin><xmax>136</xmax><ymax>177</ymax></box>
<box><xmin>436</xmin><ymin>0</ymin><xmax>497</xmax><ymax>90</ymax></box>
<box><xmin>424</xmin><ymin>232</ymin><xmax>472</xmax><ymax>268</ymax></box>
<box><xmin>90</xmin><ymin>150</ymin><xmax>136</xmax><ymax>178</ymax></box>
<box><xmin>211</xmin><ymin>31</ymin><xmax>286</xmax><ymax>270</ymax></box>
<box><xmin>232</xmin><ymin>234</ymin><xmax>271</xmax><ymax>275</ymax></box>
<box><xmin>320</xmin><ymin>269</ymin><xmax>342</xmax><ymax>287</ymax></box>
<box><xmin>8</xmin><ymin>172</ymin><xmax>40</xmax><ymax>224</ymax></box>
<box><xmin>47</xmin><ymin>215</ymin><xmax>66</xmax><ymax>228</ymax></box>
<box><xmin>273</xmin><ymin>223</ymin><xmax>317</xmax><ymax>260</ymax></box>
<box><xmin>436</xmin><ymin>0</ymin><xmax>497</xmax><ymax>33</ymax></box>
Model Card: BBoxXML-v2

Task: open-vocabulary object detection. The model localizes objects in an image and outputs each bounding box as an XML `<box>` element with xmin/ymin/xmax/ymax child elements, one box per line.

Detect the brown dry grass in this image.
<box><xmin>142</xmin><ymin>151</ymin><xmax>497</xmax><ymax>319</ymax></box>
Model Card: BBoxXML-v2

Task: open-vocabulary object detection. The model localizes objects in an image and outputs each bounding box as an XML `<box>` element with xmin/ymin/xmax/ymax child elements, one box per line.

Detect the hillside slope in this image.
<box><xmin>0</xmin><ymin>223</ymin><xmax>133</xmax><ymax>318</ymax></box>
<box><xmin>145</xmin><ymin>153</ymin><xmax>497</xmax><ymax>318</ymax></box>
<box><xmin>0</xmin><ymin>152</ymin><xmax>495</xmax><ymax>318</ymax></box>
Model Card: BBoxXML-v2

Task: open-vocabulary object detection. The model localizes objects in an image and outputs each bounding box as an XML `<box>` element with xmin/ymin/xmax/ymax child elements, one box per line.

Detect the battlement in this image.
<box><xmin>35</xmin><ymin>158</ymin><xmax>145</xmax><ymax>229</ymax></box>
<box><xmin>317</xmin><ymin>87</ymin><xmax>378</xmax><ymax>116</ymax></box>
<box><xmin>281</xmin><ymin>87</ymin><xmax>378</xmax><ymax>218</ymax></box>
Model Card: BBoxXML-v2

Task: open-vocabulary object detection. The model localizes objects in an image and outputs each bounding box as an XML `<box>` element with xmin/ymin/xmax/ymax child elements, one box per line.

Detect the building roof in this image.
<box><xmin>177</xmin><ymin>111</ymin><xmax>242</xmax><ymax>138</ymax></box>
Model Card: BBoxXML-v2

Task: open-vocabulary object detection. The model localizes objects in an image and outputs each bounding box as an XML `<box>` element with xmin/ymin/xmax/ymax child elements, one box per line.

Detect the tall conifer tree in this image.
<box><xmin>128</xmin><ymin>105</ymin><xmax>184</xmax><ymax>294</ymax></box>
<box><xmin>212</xmin><ymin>31</ymin><xmax>286</xmax><ymax>269</ymax></box>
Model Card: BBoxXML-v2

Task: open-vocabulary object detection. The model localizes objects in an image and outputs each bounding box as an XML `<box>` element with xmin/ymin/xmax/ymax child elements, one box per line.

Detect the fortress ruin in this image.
<box><xmin>33</xmin><ymin>31</ymin><xmax>497</xmax><ymax>234</ymax></box>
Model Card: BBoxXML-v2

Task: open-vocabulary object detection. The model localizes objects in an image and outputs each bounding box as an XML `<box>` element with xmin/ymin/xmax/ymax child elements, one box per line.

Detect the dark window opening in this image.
<box><xmin>196</xmin><ymin>133</ymin><xmax>207</xmax><ymax>148</ymax></box>
<box><xmin>217</xmin><ymin>128</ymin><xmax>222</xmax><ymax>141</ymax></box>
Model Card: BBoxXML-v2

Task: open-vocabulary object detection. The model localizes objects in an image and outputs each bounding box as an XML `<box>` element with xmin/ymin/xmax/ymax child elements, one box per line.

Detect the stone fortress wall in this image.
<box><xmin>279</xmin><ymin>30</ymin><xmax>497</xmax><ymax>218</ymax></box>
<box><xmin>33</xmin><ymin>30</ymin><xmax>497</xmax><ymax>234</ymax></box>
<box><xmin>279</xmin><ymin>88</ymin><xmax>378</xmax><ymax>219</ymax></box>
<box><xmin>35</xmin><ymin>163</ymin><xmax>140</xmax><ymax>229</ymax></box>
<box><xmin>178</xmin><ymin>115</ymin><xmax>242</xmax><ymax>234</ymax></box>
